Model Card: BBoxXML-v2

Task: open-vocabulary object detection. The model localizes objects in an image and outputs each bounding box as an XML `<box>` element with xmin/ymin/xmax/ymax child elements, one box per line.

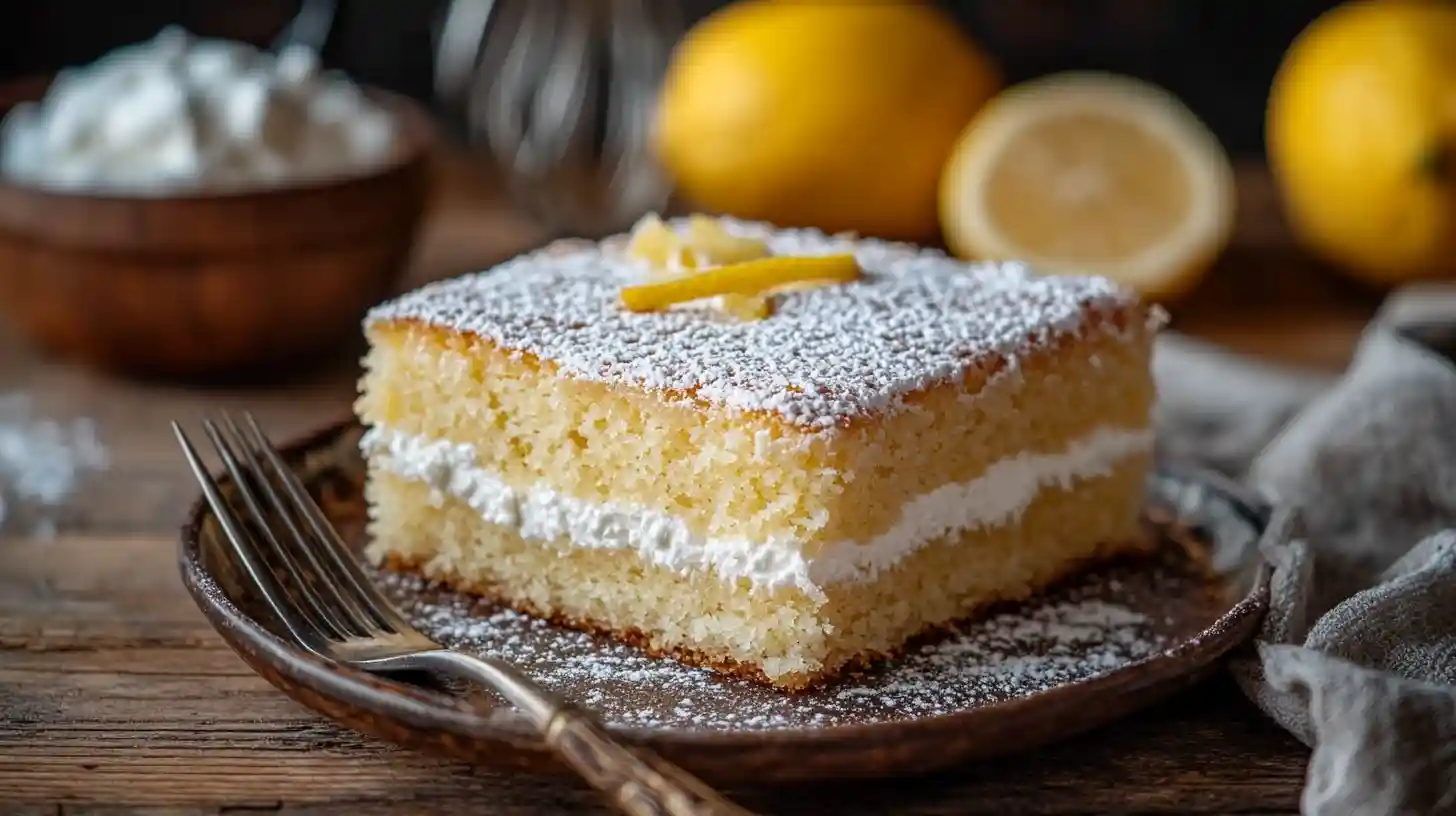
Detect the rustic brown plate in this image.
<box><xmin>178</xmin><ymin>418</ymin><xmax>1272</xmax><ymax>784</ymax></box>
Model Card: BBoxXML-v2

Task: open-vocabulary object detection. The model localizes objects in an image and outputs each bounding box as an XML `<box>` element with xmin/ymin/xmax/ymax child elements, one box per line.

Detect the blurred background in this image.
<box><xmin>5</xmin><ymin>0</ymin><xmax>1432</xmax><ymax>385</ymax></box>
<box><xmin>1</xmin><ymin>0</ymin><xmax>1450</xmax><ymax>537</ymax></box>
<box><xmin>0</xmin><ymin>0</ymin><xmax>1339</xmax><ymax>158</ymax></box>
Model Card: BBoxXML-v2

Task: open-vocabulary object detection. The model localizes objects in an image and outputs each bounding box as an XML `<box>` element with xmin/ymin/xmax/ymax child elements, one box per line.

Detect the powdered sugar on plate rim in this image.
<box><xmin>371</xmin><ymin>554</ymin><xmax>1201</xmax><ymax>733</ymax></box>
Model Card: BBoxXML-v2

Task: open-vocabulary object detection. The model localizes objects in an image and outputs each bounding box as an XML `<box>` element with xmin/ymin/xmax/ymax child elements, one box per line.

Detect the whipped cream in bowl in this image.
<box><xmin>0</xmin><ymin>27</ymin><xmax>405</xmax><ymax>196</ymax></box>
<box><xmin>0</xmin><ymin>27</ymin><xmax>433</xmax><ymax>379</ymax></box>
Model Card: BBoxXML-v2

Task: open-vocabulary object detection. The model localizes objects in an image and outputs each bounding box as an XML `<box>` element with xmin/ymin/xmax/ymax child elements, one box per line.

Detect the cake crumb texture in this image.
<box><xmin>366</xmin><ymin>459</ymin><xmax>1151</xmax><ymax>690</ymax></box>
<box><xmin>356</xmin><ymin>312</ymin><xmax>1154</xmax><ymax>568</ymax></box>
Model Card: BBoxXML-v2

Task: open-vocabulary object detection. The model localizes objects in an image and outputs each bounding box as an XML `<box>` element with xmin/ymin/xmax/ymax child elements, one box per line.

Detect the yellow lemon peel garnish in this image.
<box><xmin>620</xmin><ymin>254</ymin><xmax>861</xmax><ymax>313</ymax></box>
<box><xmin>622</xmin><ymin>213</ymin><xmax>853</xmax><ymax>319</ymax></box>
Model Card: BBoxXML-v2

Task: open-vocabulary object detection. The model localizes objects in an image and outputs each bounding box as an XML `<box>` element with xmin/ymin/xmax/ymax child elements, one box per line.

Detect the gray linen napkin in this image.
<box><xmin>1153</xmin><ymin>285</ymin><xmax>1456</xmax><ymax>816</ymax></box>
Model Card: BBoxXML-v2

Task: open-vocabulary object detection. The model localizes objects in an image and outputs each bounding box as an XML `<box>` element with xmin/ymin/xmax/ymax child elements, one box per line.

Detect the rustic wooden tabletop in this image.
<box><xmin>0</xmin><ymin>161</ymin><xmax>1381</xmax><ymax>815</ymax></box>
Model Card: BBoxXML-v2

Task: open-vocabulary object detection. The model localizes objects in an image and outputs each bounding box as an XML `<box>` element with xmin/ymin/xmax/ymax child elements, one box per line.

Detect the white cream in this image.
<box><xmin>0</xmin><ymin>27</ymin><xmax>399</xmax><ymax>194</ymax></box>
<box><xmin>361</xmin><ymin>425</ymin><xmax>1154</xmax><ymax>599</ymax></box>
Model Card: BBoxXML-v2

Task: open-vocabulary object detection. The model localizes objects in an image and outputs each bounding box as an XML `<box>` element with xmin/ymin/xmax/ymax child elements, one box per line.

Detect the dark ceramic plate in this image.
<box><xmin>178</xmin><ymin>418</ymin><xmax>1272</xmax><ymax>784</ymax></box>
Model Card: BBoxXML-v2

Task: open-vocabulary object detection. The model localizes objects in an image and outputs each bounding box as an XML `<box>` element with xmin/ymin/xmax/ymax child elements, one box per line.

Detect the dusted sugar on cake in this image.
<box><xmin>355</xmin><ymin>217</ymin><xmax>1162</xmax><ymax>691</ymax></box>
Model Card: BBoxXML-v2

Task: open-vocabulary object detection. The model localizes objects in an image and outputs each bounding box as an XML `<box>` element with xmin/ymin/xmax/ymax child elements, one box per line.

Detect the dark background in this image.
<box><xmin>0</xmin><ymin>0</ymin><xmax>1339</xmax><ymax>158</ymax></box>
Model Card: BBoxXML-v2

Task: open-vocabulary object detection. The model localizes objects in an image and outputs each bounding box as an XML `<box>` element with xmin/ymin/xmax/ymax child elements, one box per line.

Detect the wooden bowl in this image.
<box><xmin>0</xmin><ymin>76</ymin><xmax>433</xmax><ymax>380</ymax></box>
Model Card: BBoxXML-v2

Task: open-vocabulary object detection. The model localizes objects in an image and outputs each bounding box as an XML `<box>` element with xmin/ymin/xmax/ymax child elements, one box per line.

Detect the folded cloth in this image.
<box><xmin>1154</xmin><ymin>285</ymin><xmax>1456</xmax><ymax>816</ymax></box>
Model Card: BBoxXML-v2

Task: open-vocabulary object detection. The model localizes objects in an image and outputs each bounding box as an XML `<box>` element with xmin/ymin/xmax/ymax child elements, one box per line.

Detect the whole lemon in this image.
<box><xmin>652</xmin><ymin>0</ymin><xmax>1000</xmax><ymax>241</ymax></box>
<box><xmin>1267</xmin><ymin>0</ymin><xmax>1456</xmax><ymax>286</ymax></box>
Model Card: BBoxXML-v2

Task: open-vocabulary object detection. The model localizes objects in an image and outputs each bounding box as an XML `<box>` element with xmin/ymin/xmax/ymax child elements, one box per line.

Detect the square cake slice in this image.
<box><xmin>356</xmin><ymin>217</ymin><xmax>1161</xmax><ymax>691</ymax></box>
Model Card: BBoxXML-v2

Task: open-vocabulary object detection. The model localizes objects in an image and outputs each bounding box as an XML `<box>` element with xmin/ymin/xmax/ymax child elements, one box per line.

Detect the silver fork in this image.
<box><xmin>173</xmin><ymin>412</ymin><xmax>755</xmax><ymax>816</ymax></box>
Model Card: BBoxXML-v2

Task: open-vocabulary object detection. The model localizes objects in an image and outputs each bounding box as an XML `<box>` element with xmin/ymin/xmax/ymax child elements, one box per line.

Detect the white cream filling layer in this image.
<box><xmin>361</xmin><ymin>424</ymin><xmax>1153</xmax><ymax>598</ymax></box>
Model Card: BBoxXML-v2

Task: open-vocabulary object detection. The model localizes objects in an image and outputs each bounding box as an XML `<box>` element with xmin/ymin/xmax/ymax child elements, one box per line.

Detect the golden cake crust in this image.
<box><xmin>364</xmin><ymin>218</ymin><xmax>1159</xmax><ymax>433</ymax></box>
<box><xmin>368</xmin><ymin>292</ymin><xmax>1147</xmax><ymax>439</ymax></box>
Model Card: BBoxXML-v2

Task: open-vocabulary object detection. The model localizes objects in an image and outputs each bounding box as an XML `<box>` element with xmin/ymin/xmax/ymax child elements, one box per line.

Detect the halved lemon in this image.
<box><xmin>939</xmin><ymin>72</ymin><xmax>1236</xmax><ymax>301</ymax></box>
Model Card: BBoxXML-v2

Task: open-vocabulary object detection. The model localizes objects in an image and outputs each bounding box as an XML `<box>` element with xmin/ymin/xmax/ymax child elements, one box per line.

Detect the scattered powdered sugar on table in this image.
<box><xmin>0</xmin><ymin>393</ymin><xmax>108</xmax><ymax>537</ymax></box>
<box><xmin>376</xmin><ymin>566</ymin><xmax>1180</xmax><ymax>732</ymax></box>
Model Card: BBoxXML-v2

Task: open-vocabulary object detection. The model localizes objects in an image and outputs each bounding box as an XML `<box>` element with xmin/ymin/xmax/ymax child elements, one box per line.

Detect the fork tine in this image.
<box><xmin>240</xmin><ymin>412</ymin><xmax>410</xmax><ymax>633</ymax></box>
<box><xmin>172</xmin><ymin>422</ymin><xmax>320</xmax><ymax>649</ymax></box>
<box><xmin>206</xmin><ymin>416</ymin><xmax>357</xmax><ymax>640</ymax></box>
<box><xmin>220</xmin><ymin>414</ymin><xmax>383</xmax><ymax>637</ymax></box>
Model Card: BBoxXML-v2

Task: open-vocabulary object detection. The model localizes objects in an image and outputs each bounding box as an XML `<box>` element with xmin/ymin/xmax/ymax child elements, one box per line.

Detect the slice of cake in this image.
<box><xmin>356</xmin><ymin>215</ymin><xmax>1162</xmax><ymax>691</ymax></box>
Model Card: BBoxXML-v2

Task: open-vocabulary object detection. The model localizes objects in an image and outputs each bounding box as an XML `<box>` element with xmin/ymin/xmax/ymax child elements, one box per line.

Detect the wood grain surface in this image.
<box><xmin>0</xmin><ymin>162</ymin><xmax>1378</xmax><ymax>814</ymax></box>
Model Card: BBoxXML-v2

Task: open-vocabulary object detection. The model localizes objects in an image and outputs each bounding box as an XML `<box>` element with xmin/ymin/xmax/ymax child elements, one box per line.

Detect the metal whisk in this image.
<box><xmin>435</xmin><ymin>0</ymin><xmax>683</xmax><ymax>238</ymax></box>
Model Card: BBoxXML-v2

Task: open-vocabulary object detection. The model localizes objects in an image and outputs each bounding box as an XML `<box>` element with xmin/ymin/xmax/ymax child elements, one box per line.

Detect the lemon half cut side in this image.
<box><xmin>940</xmin><ymin>72</ymin><xmax>1236</xmax><ymax>302</ymax></box>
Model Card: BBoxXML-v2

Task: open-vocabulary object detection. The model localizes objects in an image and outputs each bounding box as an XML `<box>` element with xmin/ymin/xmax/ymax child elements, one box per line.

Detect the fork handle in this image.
<box><xmin>409</xmin><ymin>649</ymin><xmax>756</xmax><ymax>816</ymax></box>
<box><xmin>543</xmin><ymin>703</ymin><xmax>758</xmax><ymax>816</ymax></box>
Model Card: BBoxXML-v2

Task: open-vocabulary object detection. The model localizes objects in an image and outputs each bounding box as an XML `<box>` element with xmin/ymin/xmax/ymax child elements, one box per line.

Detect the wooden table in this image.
<box><xmin>0</xmin><ymin>163</ymin><xmax>1381</xmax><ymax>815</ymax></box>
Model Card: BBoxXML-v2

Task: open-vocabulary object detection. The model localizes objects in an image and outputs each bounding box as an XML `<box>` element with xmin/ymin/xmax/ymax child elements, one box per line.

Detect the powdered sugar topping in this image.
<box><xmin>367</xmin><ymin>218</ymin><xmax>1143</xmax><ymax>429</ymax></box>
